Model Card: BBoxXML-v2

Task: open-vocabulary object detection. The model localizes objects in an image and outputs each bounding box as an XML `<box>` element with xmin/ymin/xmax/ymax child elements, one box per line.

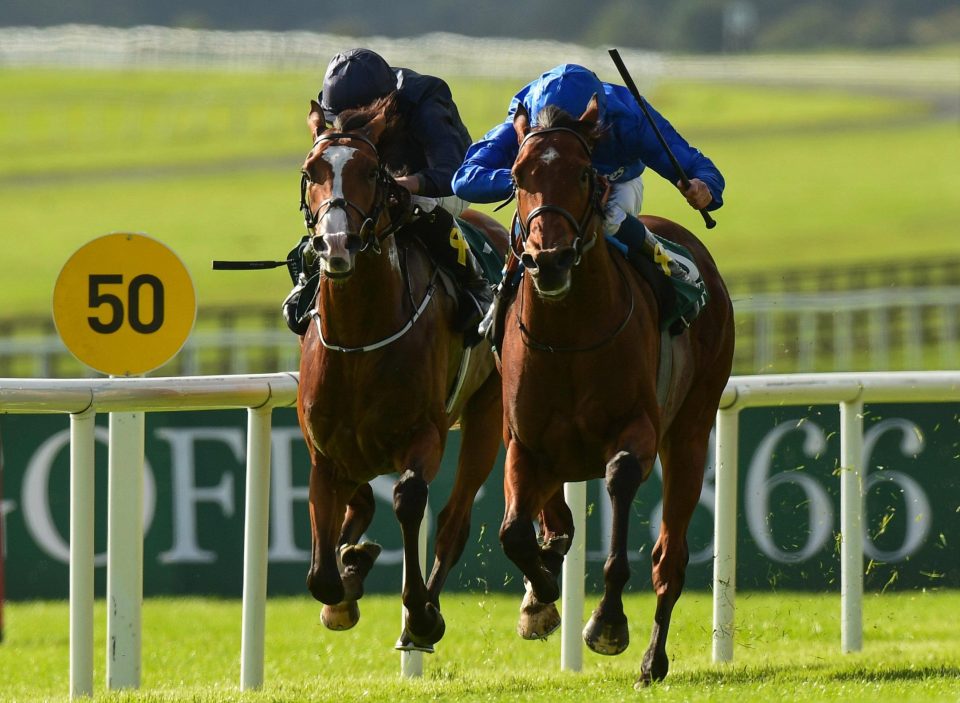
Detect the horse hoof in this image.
<box><xmin>582</xmin><ymin>612</ymin><xmax>629</xmax><ymax>655</ymax></box>
<box><xmin>320</xmin><ymin>601</ymin><xmax>360</xmax><ymax>631</ymax></box>
<box><xmin>517</xmin><ymin>586</ymin><xmax>561</xmax><ymax>640</ymax></box>
<box><xmin>634</xmin><ymin>674</ymin><xmax>653</xmax><ymax>690</ymax></box>
<box><xmin>394</xmin><ymin>629</ymin><xmax>436</xmax><ymax>654</ymax></box>
<box><xmin>404</xmin><ymin>603</ymin><xmax>446</xmax><ymax>649</ymax></box>
<box><xmin>339</xmin><ymin>542</ymin><xmax>382</xmax><ymax>601</ymax></box>
<box><xmin>641</xmin><ymin>646</ymin><xmax>669</xmax><ymax>682</ymax></box>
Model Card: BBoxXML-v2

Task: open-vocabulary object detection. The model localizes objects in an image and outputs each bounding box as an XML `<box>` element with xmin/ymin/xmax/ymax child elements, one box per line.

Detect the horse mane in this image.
<box><xmin>534</xmin><ymin>104</ymin><xmax>606</xmax><ymax>147</ymax></box>
<box><xmin>332</xmin><ymin>93</ymin><xmax>413</xmax><ymax>177</ymax></box>
<box><xmin>334</xmin><ymin>93</ymin><xmax>400</xmax><ymax>137</ymax></box>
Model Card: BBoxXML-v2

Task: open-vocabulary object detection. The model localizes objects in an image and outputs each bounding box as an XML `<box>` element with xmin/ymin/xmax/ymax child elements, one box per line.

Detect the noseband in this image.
<box><xmin>513</xmin><ymin>127</ymin><xmax>606</xmax><ymax>266</ymax></box>
<box><xmin>299</xmin><ymin>131</ymin><xmax>398</xmax><ymax>254</ymax></box>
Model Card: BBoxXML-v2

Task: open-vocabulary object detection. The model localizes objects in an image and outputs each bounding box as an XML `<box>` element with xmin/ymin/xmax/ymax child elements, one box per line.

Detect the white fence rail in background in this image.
<box><xmin>1</xmin><ymin>25</ymin><xmax>958</xmax><ymax>91</ymax></box>
<box><xmin>1</xmin><ymin>371</ymin><xmax>959</xmax><ymax>697</ymax></box>
<box><xmin>4</xmin><ymin>288</ymin><xmax>960</xmax><ymax>377</ymax></box>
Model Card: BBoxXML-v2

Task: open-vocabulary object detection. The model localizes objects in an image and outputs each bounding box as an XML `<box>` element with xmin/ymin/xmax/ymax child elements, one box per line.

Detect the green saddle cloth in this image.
<box><xmin>455</xmin><ymin>216</ymin><xmax>503</xmax><ymax>285</ymax></box>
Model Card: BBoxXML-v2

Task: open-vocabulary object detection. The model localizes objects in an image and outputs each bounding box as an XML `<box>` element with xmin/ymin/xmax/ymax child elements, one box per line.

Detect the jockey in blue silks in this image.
<box><xmin>452</xmin><ymin>64</ymin><xmax>724</xmax><ymax>294</ymax></box>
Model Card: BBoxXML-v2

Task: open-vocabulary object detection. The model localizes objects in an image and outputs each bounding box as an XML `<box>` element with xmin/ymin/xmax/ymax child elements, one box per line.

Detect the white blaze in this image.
<box><xmin>319</xmin><ymin>145</ymin><xmax>357</xmax><ymax>234</ymax></box>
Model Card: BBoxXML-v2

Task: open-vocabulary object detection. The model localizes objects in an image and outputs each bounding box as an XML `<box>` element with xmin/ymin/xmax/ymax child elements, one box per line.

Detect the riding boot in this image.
<box><xmin>613</xmin><ymin>215</ymin><xmax>702</xmax><ymax>333</ymax></box>
<box><xmin>613</xmin><ymin>215</ymin><xmax>696</xmax><ymax>285</ymax></box>
<box><xmin>414</xmin><ymin>207</ymin><xmax>493</xmax><ymax>345</ymax></box>
<box><xmin>281</xmin><ymin>237</ymin><xmax>318</xmax><ymax>336</ymax></box>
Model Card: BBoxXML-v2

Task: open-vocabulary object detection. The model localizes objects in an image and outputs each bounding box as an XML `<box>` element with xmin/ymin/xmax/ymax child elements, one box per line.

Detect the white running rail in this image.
<box><xmin>2</xmin><ymin>370</ymin><xmax>959</xmax><ymax>695</ymax></box>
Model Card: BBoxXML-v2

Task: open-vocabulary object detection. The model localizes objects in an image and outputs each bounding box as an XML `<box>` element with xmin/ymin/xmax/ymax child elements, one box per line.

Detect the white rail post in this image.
<box><xmin>712</xmin><ymin>408</ymin><xmax>739</xmax><ymax>663</ymax></box>
<box><xmin>240</xmin><ymin>406</ymin><xmax>273</xmax><ymax>690</ymax></box>
<box><xmin>106</xmin><ymin>410</ymin><xmax>145</xmax><ymax>690</ymax></box>
<box><xmin>70</xmin><ymin>409</ymin><xmax>96</xmax><ymax>699</ymax></box>
<box><xmin>560</xmin><ymin>481</ymin><xmax>586</xmax><ymax>672</ymax></box>
<box><xmin>400</xmin><ymin>515</ymin><xmax>429</xmax><ymax>678</ymax></box>
<box><xmin>840</xmin><ymin>399</ymin><xmax>864</xmax><ymax>653</ymax></box>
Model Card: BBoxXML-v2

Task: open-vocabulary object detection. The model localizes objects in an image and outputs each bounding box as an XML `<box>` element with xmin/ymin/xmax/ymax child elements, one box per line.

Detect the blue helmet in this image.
<box><xmin>526</xmin><ymin>64</ymin><xmax>606</xmax><ymax>124</ymax></box>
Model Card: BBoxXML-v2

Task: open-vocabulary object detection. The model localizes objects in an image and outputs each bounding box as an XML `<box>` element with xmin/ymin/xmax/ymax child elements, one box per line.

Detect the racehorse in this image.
<box><xmin>297</xmin><ymin>95</ymin><xmax>507</xmax><ymax>652</ymax></box>
<box><xmin>497</xmin><ymin>98</ymin><xmax>735</xmax><ymax>686</ymax></box>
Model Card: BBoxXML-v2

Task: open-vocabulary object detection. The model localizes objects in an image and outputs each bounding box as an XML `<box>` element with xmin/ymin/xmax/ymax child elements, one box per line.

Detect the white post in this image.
<box><xmin>560</xmin><ymin>481</ymin><xmax>586</xmax><ymax>672</ymax></box>
<box><xmin>840</xmin><ymin>399</ymin><xmax>864</xmax><ymax>653</ymax></box>
<box><xmin>400</xmin><ymin>515</ymin><xmax>429</xmax><ymax>678</ymax></box>
<box><xmin>70</xmin><ymin>410</ymin><xmax>96</xmax><ymax>699</ymax></box>
<box><xmin>106</xmin><ymin>411</ymin><xmax>145</xmax><ymax>690</ymax></box>
<box><xmin>241</xmin><ymin>407</ymin><xmax>273</xmax><ymax>691</ymax></box>
<box><xmin>712</xmin><ymin>409</ymin><xmax>739</xmax><ymax>663</ymax></box>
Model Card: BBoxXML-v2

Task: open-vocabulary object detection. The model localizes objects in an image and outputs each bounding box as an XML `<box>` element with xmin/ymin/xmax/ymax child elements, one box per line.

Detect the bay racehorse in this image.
<box><xmin>297</xmin><ymin>95</ymin><xmax>507</xmax><ymax>652</ymax></box>
<box><xmin>497</xmin><ymin>98</ymin><xmax>734</xmax><ymax>686</ymax></box>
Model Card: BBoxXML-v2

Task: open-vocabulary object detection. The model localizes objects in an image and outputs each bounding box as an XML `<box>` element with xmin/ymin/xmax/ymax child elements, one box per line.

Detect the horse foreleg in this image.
<box><xmin>426</xmin><ymin>373</ymin><xmax>501</xmax><ymax>606</ymax></box>
<box><xmin>337</xmin><ymin>483</ymin><xmax>381</xmax><ymax>600</ymax></box>
<box><xmin>394</xmin><ymin>429</ymin><xmax>445</xmax><ymax>652</ymax></box>
<box><xmin>321</xmin><ymin>483</ymin><xmax>381</xmax><ymax>631</ymax></box>
<box><xmin>516</xmin><ymin>489</ymin><xmax>573</xmax><ymax>640</ymax></box>
<box><xmin>500</xmin><ymin>439</ymin><xmax>563</xmax><ymax>606</ymax></box>
<box><xmin>306</xmin><ymin>456</ymin><xmax>352</xmax><ymax>606</ymax></box>
<box><xmin>583</xmin><ymin>442</ymin><xmax>651</xmax><ymax>657</ymax></box>
<box><xmin>637</xmin><ymin>430</ymin><xmax>708</xmax><ymax>687</ymax></box>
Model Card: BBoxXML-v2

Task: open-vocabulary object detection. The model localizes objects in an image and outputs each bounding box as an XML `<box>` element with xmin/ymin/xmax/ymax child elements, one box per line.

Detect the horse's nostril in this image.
<box><xmin>311</xmin><ymin>236</ymin><xmax>327</xmax><ymax>253</ymax></box>
<box><xmin>521</xmin><ymin>252</ymin><xmax>538</xmax><ymax>271</ymax></box>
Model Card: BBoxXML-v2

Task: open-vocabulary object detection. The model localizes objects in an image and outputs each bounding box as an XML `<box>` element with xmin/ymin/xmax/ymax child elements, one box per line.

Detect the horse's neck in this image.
<box><xmin>317</xmin><ymin>237</ymin><xmax>409</xmax><ymax>342</ymax></box>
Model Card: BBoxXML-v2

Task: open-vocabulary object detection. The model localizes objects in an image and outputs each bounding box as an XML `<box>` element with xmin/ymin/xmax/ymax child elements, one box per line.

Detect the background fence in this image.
<box><xmin>3</xmin><ymin>257</ymin><xmax>959</xmax><ymax>378</ymax></box>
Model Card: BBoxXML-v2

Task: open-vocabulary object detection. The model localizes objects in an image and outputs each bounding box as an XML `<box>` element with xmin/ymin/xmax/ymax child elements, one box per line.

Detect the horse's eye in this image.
<box><xmin>580</xmin><ymin>169</ymin><xmax>591</xmax><ymax>184</ymax></box>
<box><xmin>305</xmin><ymin>170</ymin><xmax>325</xmax><ymax>185</ymax></box>
<box><xmin>368</xmin><ymin>169</ymin><xmax>378</xmax><ymax>182</ymax></box>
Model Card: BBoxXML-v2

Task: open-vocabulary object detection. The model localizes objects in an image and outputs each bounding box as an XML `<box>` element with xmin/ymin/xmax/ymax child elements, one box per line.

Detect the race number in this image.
<box><xmin>53</xmin><ymin>233</ymin><xmax>196</xmax><ymax>376</ymax></box>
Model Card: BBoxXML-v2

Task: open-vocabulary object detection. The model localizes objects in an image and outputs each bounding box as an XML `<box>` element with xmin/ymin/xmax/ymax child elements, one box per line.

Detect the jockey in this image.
<box><xmin>283</xmin><ymin>48</ymin><xmax>492</xmax><ymax>337</ymax></box>
<box><xmin>452</xmin><ymin>64</ymin><xmax>724</xmax><ymax>316</ymax></box>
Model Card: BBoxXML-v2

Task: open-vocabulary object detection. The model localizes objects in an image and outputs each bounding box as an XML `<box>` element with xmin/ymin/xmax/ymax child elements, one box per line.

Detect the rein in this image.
<box><xmin>515</xmin><ymin>251</ymin><xmax>635</xmax><ymax>353</ymax></box>
<box><xmin>309</xmin><ymin>265</ymin><xmax>440</xmax><ymax>353</ymax></box>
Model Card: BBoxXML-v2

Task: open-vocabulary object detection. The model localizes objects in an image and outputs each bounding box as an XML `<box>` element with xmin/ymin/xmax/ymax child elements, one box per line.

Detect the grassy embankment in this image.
<box><xmin>1</xmin><ymin>66</ymin><xmax>956</xmax><ymax>320</ymax></box>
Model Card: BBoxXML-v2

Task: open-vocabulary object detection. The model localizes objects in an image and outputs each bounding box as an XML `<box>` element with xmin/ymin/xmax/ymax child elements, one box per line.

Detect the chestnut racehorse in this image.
<box><xmin>297</xmin><ymin>96</ymin><xmax>507</xmax><ymax>652</ymax></box>
<box><xmin>497</xmin><ymin>99</ymin><xmax>734</xmax><ymax>686</ymax></box>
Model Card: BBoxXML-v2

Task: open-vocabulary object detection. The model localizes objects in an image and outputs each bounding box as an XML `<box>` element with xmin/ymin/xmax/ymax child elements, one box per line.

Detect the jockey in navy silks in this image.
<box><xmin>283</xmin><ymin>48</ymin><xmax>491</xmax><ymax>336</ymax></box>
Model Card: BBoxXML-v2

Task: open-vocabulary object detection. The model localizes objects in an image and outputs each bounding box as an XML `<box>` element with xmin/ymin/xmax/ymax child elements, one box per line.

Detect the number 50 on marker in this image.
<box><xmin>53</xmin><ymin>233</ymin><xmax>196</xmax><ymax>376</ymax></box>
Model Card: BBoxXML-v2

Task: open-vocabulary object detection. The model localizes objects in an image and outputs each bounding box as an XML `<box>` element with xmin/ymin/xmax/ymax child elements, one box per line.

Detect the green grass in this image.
<box><xmin>2</xmin><ymin>591</ymin><xmax>958</xmax><ymax>701</ymax></box>
<box><xmin>1</xmin><ymin>66</ymin><xmax>958</xmax><ymax>318</ymax></box>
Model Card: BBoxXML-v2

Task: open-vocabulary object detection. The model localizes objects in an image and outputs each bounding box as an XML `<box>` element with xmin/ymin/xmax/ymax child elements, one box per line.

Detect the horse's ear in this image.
<box><xmin>308</xmin><ymin>100</ymin><xmax>325</xmax><ymax>140</ymax></box>
<box><xmin>513</xmin><ymin>102</ymin><xmax>530</xmax><ymax>144</ymax></box>
<box><xmin>579</xmin><ymin>94</ymin><xmax>600</xmax><ymax>128</ymax></box>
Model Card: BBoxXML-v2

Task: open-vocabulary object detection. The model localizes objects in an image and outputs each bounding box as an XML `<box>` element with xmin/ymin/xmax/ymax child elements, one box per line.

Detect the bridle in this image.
<box><xmin>511</xmin><ymin>125</ymin><xmax>636</xmax><ymax>354</ymax></box>
<box><xmin>298</xmin><ymin>129</ymin><xmax>439</xmax><ymax>353</ymax></box>
<box><xmin>511</xmin><ymin>126</ymin><xmax>606</xmax><ymax>267</ymax></box>
<box><xmin>299</xmin><ymin>130</ymin><xmax>402</xmax><ymax>255</ymax></box>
